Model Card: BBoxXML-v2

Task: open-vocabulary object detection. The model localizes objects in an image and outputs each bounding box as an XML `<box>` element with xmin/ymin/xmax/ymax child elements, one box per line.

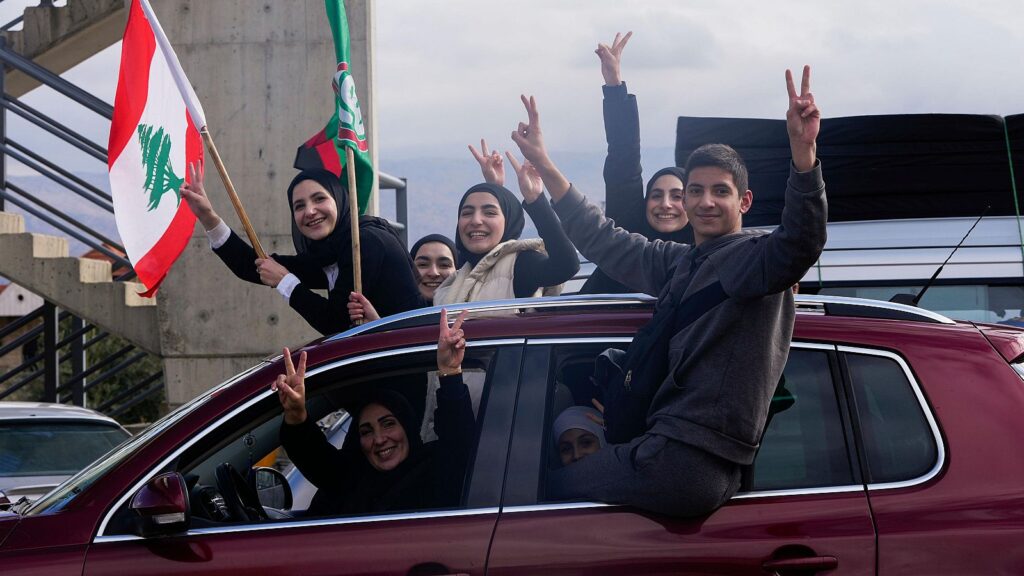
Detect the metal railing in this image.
<box><xmin>0</xmin><ymin>302</ymin><xmax>164</xmax><ymax>418</ymax></box>
<box><xmin>0</xmin><ymin>25</ymin><xmax>163</xmax><ymax>420</ymax></box>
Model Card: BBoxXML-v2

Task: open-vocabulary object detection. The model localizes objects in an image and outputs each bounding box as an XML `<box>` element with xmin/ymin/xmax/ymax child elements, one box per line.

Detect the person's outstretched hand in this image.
<box><xmin>437</xmin><ymin>309</ymin><xmax>467</xmax><ymax>375</ymax></box>
<box><xmin>595</xmin><ymin>31</ymin><xmax>632</xmax><ymax>86</ymax></box>
<box><xmin>273</xmin><ymin>347</ymin><xmax>307</xmax><ymax>425</ymax></box>
<box><xmin>510</xmin><ymin>95</ymin><xmax>549</xmax><ymax>167</ymax></box>
<box><xmin>504</xmin><ymin>152</ymin><xmax>543</xmax><ymax>204</ymax></box>
<box><xmin>510</xmin><ymin>95</ymin><xmax>571</xmax><ymax>201</ymax></box>
<box><xmin>785</xmin><ymin>65</ymin><xmax>820</xmax><ymax>172</ymax></box>
<box><xmin>468</xmin><ymin>139</ymin><xmax>505</xmax><ymax>186</ymax></box>
<box><xmin>179</xmin><ymin>159</ymin><xmax>222</xmax><ymax>231</ymax></box>
<box><xmin>348</xmin><ymin>291</ymin><xmax>380</xmax><ymax>324</ymax></box>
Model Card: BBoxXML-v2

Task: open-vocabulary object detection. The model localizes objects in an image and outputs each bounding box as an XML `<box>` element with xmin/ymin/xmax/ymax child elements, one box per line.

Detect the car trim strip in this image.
<box><xmin>95</xmin><ymin>339</ymin><xmax>524</xmax><ymax>539</ymax></box>
<box><xmin>525</xmin><ymin>337</ymin><xmax>634</xmax><ymax>345</ymax></box>
<box><xmin>326</xmin><ymin>293</ymin><xmax>953</xmax><ymax>341</ymax></box>
<box><xmin>93</xmin><ymin>507</ymin><xmax>503</xmax><ymax>543</ymax></box>
<box><xmin>836</xmin><ymin>344</ymin><xmax>947</xmax><ymax>491</ymax></box>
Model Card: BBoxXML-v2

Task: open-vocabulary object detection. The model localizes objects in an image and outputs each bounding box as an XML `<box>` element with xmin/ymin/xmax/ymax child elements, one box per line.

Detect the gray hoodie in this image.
<box><xmin>553</xmin><ymin>163</ymin><xmax>827</xmax><ymax>464</ymax></box>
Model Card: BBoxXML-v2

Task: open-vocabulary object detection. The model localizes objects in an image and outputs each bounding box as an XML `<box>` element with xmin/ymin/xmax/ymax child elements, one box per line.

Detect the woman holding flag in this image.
<box><xmin>180</xmin><ymin>162</ymin><xmax>421</xmax><ymax>335</ymax></box>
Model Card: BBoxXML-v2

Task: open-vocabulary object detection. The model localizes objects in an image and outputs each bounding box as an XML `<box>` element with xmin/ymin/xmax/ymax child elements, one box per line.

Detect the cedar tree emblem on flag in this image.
<box><xmin>137</xmin><ymin>124</ymin><xmax>184</xmax><ymax>211</ymax></box>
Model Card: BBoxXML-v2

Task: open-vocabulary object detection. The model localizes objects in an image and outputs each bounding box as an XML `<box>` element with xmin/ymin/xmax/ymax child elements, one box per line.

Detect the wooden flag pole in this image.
<box><xmin>200</xmin><ymin>127</ymin><xmax>267</xmax><ymax>259</ymax></box>
<box><xmin>346</xmin><ymin>147</ymin><xmax>363</xmax><ymax>325</ymax></box>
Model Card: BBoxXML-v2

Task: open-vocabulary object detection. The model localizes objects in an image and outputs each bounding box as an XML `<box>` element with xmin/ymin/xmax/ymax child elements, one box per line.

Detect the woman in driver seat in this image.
<box><xmin>272</xmin><ymin>310</ymin><xmax>474</xmax><ymax>515</ymax></box>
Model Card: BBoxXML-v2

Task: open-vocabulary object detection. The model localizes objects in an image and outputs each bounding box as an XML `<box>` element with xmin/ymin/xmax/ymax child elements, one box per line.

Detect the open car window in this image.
<box><xmin>102</xmin><ymin>346</ymin><xmax>499</xmax><ymax>535</ymax></box>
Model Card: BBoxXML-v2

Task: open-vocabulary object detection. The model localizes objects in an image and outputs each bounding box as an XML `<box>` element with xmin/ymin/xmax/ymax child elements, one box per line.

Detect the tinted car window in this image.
<box><xmin>0</xmin><ymin>422</ymin><xmax>129</xmax><ymax>476</ymax></box>
<box><xmin>749</xmin><ymin>348</ymin><xmax>854</xmax><ymax>491</ymax></box>
<box><xmin>845</xmin><ymin>351</ymin><xmax>938</xmax><ymax>483</ymax></box>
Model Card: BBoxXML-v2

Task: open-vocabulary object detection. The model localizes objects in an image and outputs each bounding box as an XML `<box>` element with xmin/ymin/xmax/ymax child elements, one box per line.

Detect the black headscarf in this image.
<box><xmin>286</xmin><ymin>169</ymin><xmax>353</xmax><ymax>268</ymax></box>
<box><xmin>643</xmin><ymin>167</ymin><xmax>694</xmax><ymax>244</ymax></box>
<box><xmin>320</xmin><ymin>389</ymin><xmax>429</xmax><ymax>515</ymax></box>
<box><xmin>453</xmin><ymin>183</ymin><xmax>525</xmax><ymax>268</ymax></box>
<box><xmin>410</xmin><ymin>234</ymin><xmax>458</xmax><ymax>268</ymax></box>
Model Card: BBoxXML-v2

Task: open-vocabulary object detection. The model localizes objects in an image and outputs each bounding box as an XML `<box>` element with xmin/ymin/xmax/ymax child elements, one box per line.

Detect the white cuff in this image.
<box><xmin>206</xmin><ymin>220</ymin><xmax>231</xmax><ymax>249</ymax></box>
<box><xmin>276</xmin><ymin>273</ymin><xmax>301</xmax><ymax>300</ymax></box>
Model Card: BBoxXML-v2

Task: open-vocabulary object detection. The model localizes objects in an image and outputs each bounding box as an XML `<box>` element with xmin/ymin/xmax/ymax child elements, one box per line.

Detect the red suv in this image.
<box><xmin>2</xmin><ymin>294</ymin><xmax>1023</xmax><ymax>575</ymax></box>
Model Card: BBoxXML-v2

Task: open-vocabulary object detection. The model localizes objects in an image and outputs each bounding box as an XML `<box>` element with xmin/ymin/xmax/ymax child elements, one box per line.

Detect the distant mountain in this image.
<box><xmin>6</xmin><ymin>173</ymin><xmax>118</xmax><ymax>257</ymax></box>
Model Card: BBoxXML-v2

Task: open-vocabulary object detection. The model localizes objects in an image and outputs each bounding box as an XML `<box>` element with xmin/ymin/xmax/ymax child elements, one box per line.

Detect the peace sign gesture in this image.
<box><xmin>272</xmin><ymin>347</ymin><xmax>308</xmax><ymax>425</ymax></box>
<box><xmin>511</xmin><ymin>95</ymin><xmax>547</xmax><ymax>167</ymax></box>
<box><xmin>504</xmin><ymin>151</ymin><xmax>543</xmax><ymax>204</ymax></box>
<box><xmin>595</xmin><ymin>31</ymin><xmax>632</xmax><ymax>86</ymax></box>
<box><xmin>437</xmin><ymin>309</ymin><xmax>467</xmax><ymax>374</ymax></box>
<box><xmin>468</xmin><ymin>138</ymin><xmax>505</xmax><ymax>186</ymax></box>
<box><xmin>785</xmin><ymin>65</ymin><xmax>821</xmax><ymax>172</ymax></box>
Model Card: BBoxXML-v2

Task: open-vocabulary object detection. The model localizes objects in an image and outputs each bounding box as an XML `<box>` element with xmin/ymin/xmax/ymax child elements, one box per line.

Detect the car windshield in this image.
<box><xmin>22</xmin><ymin>361</ymin><xmax>269</xmax><ymax>515</ymax></box>
<box><xmin>0</xmin><ymin>422</ymin><xmax>129</xmax><ymax>476</ymax></box>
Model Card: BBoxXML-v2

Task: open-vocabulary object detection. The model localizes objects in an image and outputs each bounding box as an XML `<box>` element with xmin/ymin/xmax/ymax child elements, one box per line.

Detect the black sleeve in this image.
<box><xmin>432</xmin><ymin>373</ymin><xmax>476</xmax><ymax>505</ymax></box>
<box><xmin>602</xmin><ymin>83</ymin><xmax>646</xmax><ymax>233</ymax></box>
<box><xmin>212</xmin><ymin>231</ymin><xmax>262</xmax><ymax>284</ymax></box>
<box><xmin>280</xmin><ymin>417</ymin><xmax>351</xmax><ymax>493</ymax></box>
<box><xmin>212</xmin><ymin>230</ymin><xmax>329</xmax><ymax>288</ymax></box>
<box><xmin>333</xmin><ymin>227</ymin><xmax>421</xmax><ymax>319</ymax></box>
<box><xmin>513</xmin><ymin>198</ymin><xmax>581</xmax><ymax>297</ymax></box>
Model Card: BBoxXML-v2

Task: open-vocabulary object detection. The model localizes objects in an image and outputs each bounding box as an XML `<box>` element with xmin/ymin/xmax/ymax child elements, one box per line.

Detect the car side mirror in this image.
<box><xmin>131</xmin><ymin>472</ymin><xmax>190</xmax><ymax>537</ymax></box>
<box><xmin>254</xmin><ymin>467</ymin><xmax>292</xmax><ymax>510</ymax></box>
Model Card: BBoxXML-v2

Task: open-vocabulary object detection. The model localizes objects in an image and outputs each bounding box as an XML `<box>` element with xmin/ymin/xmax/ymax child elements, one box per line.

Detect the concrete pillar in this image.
<box><xmin>153</xmin><ymin>0</ymin><xmax>377</xmax><ymax>405</ymax></box>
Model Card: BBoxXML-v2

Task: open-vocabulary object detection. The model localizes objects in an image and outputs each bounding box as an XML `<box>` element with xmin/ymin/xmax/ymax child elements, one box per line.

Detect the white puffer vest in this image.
<box><xmin>433</xmin><ymin>238</ymin><xmax>563</xmax><ymax>305</ymax></box>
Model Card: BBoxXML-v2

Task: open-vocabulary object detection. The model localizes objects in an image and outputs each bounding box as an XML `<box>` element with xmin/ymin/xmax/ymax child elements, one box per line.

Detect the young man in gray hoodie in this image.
<box><xmin>508</xmin><ymin>66</ymin><xmax>827</xmax><ymax>517</ymax></box>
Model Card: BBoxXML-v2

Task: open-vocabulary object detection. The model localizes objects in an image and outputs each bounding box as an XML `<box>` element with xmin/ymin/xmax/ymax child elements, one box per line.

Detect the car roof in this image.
<box><xmin>0</xmin><ymin>401</ymin><xmax>124</xmax><ymax>427</ymax></box>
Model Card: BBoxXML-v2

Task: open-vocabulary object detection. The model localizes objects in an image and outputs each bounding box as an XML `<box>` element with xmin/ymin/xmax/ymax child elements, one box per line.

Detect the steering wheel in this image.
<box><xmin>214</xmin><ymin>462</ymin><xmax>268</xmax><ymax>522</ymax></box>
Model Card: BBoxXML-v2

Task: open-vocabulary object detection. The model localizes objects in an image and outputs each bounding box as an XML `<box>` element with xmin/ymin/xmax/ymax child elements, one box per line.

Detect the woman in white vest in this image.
<box><xmin>432</xmin><ymin>144</ymin><xmax>579</xmax><ymax>305</ymax></box>
<box><xmin>346</xmin><ymin>144</ymin><xmax>579</xmax><ymax>322</ymax></box>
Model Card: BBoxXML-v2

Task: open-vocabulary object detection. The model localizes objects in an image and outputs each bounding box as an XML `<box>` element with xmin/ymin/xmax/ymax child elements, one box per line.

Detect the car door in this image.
<box><xmin>487</xmin><ymin>339</ymin><xmax>876</xmax><ymax>575</ymax></box>
<box><xmin>83</xmin><ymin>340</ymin><xmax>523</xmax><ymax>576</ymax></box>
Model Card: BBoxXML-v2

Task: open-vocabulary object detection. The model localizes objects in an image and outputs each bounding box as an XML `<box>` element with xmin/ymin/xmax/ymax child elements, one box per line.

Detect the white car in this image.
<box><xmin>0</xmin><ymin>402</ymin><xmax>130</xmax><ymax>503</ymax></box>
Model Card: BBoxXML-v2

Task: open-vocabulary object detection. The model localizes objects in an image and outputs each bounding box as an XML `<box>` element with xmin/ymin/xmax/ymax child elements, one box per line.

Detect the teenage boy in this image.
<box><xmin>508</xmin><ymin>66</ymin><xmax>826</xmax><ymax>517</ymax></box>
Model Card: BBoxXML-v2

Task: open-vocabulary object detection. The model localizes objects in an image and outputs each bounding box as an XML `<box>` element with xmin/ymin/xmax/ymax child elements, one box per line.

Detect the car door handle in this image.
<box><xmin>762</xmin><ymin>555</ymin><xmax>838</xmax><ymax>573</ymax></box>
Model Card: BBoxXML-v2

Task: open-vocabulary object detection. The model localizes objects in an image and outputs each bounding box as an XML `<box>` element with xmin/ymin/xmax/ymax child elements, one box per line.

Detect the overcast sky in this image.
<box><xmin>5</xmin><ymin>0</ymin><xmax>1024</xmax><ymax>174</ymax></box>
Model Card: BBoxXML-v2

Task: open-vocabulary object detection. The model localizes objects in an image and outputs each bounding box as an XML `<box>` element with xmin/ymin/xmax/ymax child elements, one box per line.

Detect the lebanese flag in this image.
<box><xmin>108</xmin><ymin>0</ymin><xmax>205</xmax><ymax>297</ymax></box>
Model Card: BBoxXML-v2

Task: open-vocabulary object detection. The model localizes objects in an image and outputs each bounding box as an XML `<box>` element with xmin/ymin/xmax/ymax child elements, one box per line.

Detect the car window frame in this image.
<box><xmin>836</xmin><ymin>345</ymin><xmax>946</xmax><ymax>491</ymax></box>
<box><xmin>502</xmin><ymin>339</ymin><xmax>871</xmax><ymax>514</ymax></box>
<box><xmin>93</xmin><ymin>338</ymin><xmax>524</xmax><ymax>543</ymax></box>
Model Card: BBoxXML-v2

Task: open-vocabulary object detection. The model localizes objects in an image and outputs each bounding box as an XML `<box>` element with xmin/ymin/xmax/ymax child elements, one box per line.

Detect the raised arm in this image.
<box><xmin>722</xmin><ymin>65</ymin><xmax>826</xmax><ymax>298</ymax></box>
<box><xmin>504</xmin><ymin>152</ymin><xmax>580</xmax><ymax>294</ymax></box>
<box><xmin>510</xmin><ymin>95</ymin><xmax>685</xmax><ymax>294</ymax></box>
<box><xmin>596</xmin><ymin>32</ymin><xmax>645</xmax><ymax>229</ymax></box>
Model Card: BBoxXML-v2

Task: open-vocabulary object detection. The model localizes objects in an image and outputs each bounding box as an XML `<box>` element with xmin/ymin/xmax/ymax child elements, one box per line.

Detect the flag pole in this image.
<box><xmin>346</xmin><ymin>147</ymin><xmax>363</xmax><ymax>323</ymax></box>
<box><xmin>200</xmin><ymin>127</ymin><xmax>267</xmax><ymax>259</ymax></box>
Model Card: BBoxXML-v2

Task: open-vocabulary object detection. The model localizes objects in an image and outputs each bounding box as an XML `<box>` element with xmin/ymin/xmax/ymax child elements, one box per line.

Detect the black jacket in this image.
<box><xmin>280</xmin><ymin>373</ymin><xmax>475</xmax><ymax>515</ymax></box>
<box><xmin>213</xmin><ymin>217</ymin><xmax>421</xmax><ymax>335</ymax></box>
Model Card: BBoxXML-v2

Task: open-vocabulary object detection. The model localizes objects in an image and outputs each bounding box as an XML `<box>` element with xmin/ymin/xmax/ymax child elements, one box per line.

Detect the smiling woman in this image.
<box><xmin>180</xmin><ymin>165</ymin><xmax>422</xmax><ymax>335</ymax></box>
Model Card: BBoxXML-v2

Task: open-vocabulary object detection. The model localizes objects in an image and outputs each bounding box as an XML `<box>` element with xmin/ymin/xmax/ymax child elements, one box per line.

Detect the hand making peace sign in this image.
<box><xmin>785</xmin><ymin>65</ymin><xmax>821</xmax><ymax>172</ymax></box>
<box><xmin>468</xmin><ymin>139</ymin><xmax>505</xmax><ymax>186</ymax></box>
<box><xmin>437</xmin><ymin>309</ymin><xmax>467</xmax><ymax>375</ymax></box>
<box><xmin>272</xmin><ymin>347</ymin><xmax>308</xmax><ymax>425</ymax></box>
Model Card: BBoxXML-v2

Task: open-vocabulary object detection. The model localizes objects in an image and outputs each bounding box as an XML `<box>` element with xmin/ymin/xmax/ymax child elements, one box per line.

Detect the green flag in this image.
<box><xmin>295</xmin><ymin>0</ymin><xmax>374</xmax><ymax>214</ymax></box>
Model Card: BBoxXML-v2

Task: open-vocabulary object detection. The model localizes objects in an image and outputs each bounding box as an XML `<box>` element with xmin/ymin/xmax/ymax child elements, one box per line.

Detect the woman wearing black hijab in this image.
<box><xmin>409</xmin><ymin>234</ymin><xmax>458</xmax><ymax>302</ymax></box>
<box><xmin>432</xmin><ymin>148</ymin><xmax>579</xmax><ymax>304</ymax></box>
<box><xmin>275</xmin><ymin>311</ymin><xmax>474</xmax><ymax>515</ymax></box>
<box><xmin>180</xmin><ymin>161</ymin><xmax>421</xmax><ymax>335</ymax></box>
<box><xmin>580</xmin><ymin>32</ymin><xmax>694</xmax><ymax>295</ymax></box>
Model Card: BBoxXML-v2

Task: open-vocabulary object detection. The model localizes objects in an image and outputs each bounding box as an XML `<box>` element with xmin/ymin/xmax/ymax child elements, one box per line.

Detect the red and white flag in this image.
<box><xmin>108</xmin><ymin>0</ymin><xmax>205</xmax><ymax>296</ymax></box>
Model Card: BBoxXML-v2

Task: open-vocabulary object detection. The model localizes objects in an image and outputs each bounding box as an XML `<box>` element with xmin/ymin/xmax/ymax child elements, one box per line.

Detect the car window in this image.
<box><xmin>103</xmin><ymin>347</ymin><xmax>498</xmax><ymax>534</ymax></box>
<box><xmin>845</xmin><ymin>351</ymin><xmax>938</xmax><ymax>484</ymax></box>
<box><xmin>0</xmin><ymin>422</ymin><xmax>129</xmax><ymax>476</ymax></box>
<box><xmin>748</xmin><ymin>348</ymin><xmax>855</xmax><ymax>491</ymax></box>
<box><xmin>531</xmin><ymin>343</ymin><xmax>855</xmax><ymax>503</ymax></box>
